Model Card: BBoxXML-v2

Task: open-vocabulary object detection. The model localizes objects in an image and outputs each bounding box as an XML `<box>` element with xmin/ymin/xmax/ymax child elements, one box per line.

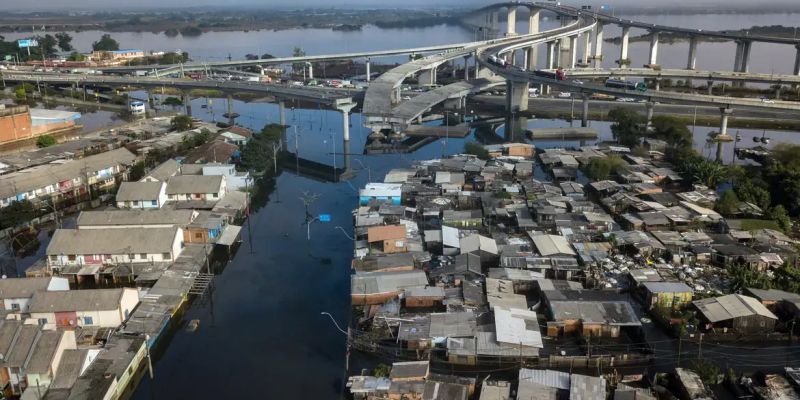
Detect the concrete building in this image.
<box><xmin>359</xmin><ymin>183</ymin><xmax>402</xmax><ymax>206</ymax></box>
<box><xmin>641</xmin><ymin>282</ymin><xmax>694</xmax><ymax>311</ymax></box>
<box><xmin>28</xmin><ymin>288</ymin><xmax>139</xmax><ymax>328</ymax></box>
<box><xmin>46</xmin><ymin>227</ymin><xmax>184</xmax><ymax>268</ymax></box>
<box><xmin>22</xmin><ymin>329</ymin><xmax>77</xmax><ymax>395</ymax></box>
<box><xmin>165</xmin><ymin>175</ymin><xmax>226</xmax><ymax>202</ymax></box>
<box><xmin>0</xmin><ymin>148</ymin><xmax>137</xmax><ymax>208</ymax></box>
<box><xmin>219</xmin><ymin>126</ymin><xmax>253</xmax><ymax>146</ymax></box>
<box><xmin>139</xmin><ymin>159</ymin><xmax>180</xmax><ymax>183</ymax></box>
<box><xmin>0</xmin><ymin>277</ymin><xmax>69</xmax><ymax>313</ymax></box>
<box><xmin>201</xmin><ymin>163</ymin><xmax>250</xmax><ymax>190</ymax></box>
<box><xmin>115</xmin><ymin>181</ymin><xmax>168</xmax><ymax>209</ymax></box>
<box><xmin>76</xmin><ymin>209</ymin><xmax>197</xmax><ymax>230</ymax></box>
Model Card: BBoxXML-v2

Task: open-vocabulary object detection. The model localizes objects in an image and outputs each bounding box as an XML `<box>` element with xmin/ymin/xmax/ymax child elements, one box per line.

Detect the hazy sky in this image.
<box><xmin>5</xmin><ymin>0</ymin><xmax>799</xmax><ymax>11</ymax></box>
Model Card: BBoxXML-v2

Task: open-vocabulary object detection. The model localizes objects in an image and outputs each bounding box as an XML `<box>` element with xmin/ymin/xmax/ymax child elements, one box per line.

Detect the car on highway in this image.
<box><xmin>572</xmin><ymin>79</ymin><xmax>584</xmax><ymax>85</ymax></box>
<box><xmin>557</xmin><ymin>92</ymin><xmax>571</xmax><ymax>98</ymax></box>
<box><xmin>616</xmin><ymin>97</ymin><xmax>636</xmax><ymax>102</ymax></box>
<box><xmin>760</xmin><ymin>98</ymin><xmax>775</xmax><ymax>104</ymax></box>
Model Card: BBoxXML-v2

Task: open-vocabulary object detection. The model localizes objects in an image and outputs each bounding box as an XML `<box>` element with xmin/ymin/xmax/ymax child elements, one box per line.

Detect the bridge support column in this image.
<box><xmin>529</xmin><ymin>7</ymin><xmax>540</xmax><ymax>34</ymax></box>
<box><xmin>655</xmin><ymin>78</ymin><xmax>661</xmax><ymax>91</ymax></box>
<box><xmin>463</xmin><ymin>55</ymin><xmax>471</xmax><ymax>80</ymax></box>
<box><xmin>569</xmin><ymin>36</ymin><xmax>578</xmax><ymax>69</ymax></box>
<box><xmin>474</xmin><ymin>52</ymin><xmax>481</xmax><ymax>79</ymax></box>
<box><xmin>227</xmin><ymin>94</ymin><xmax>235</xmax><ymax>125</ymax></box>
<box><xmin>739</xmin><ymin>41</ymin><xmax>752</xmax><ymax>73</ymax></box>
<box><xmin>593</xmin><ymin>23</ymin><xmax>604</xmax><ymax>68</ymax></box>
<box><xmin>526</xmin><ymin>46</ymin><xmax>537</xmax><ymax>70</ymax></box>
<box><xmin>581</xmin><ymin>94</ymin><xmax>589</xmax><ymax>128</ymax></box>
<box><xmin>366</xmin><ymin>58</ymin><xmax>371</xmax><ymax>82</ymax></box>
<box><xmin>582</xmin><ymin>32</ymin><xmax>592</xmax><ymax>65</ymax></box>
<box><xmin>687</xmin><ymin>36</ymin><xmax>698</xmax><ymax>70</ymax></box>
<box><xmin>794</xmin><ymin>45</ymin><xmax>800</xmax><ymax>76</ymax></box>
<box><xmin>506</xmin><ymin>8</ymin><xmax>517</xmax><ymax>36</ymax></box>
<box><xmin>648</xmin><ymin>31</ymin><xmax>659</xmax><ymax>66</ymax></box>
<box><xmin>619</xmin><ymin>26</ymin><xmax>630</xmax><ymax>66</ymax></box>
<box><xmin>183</xmin><ymin>92</ymin><xmax>192</xmax><ymax>117</ymax></box>
<box><xmin>645</xmin><ymin>101</ymin><xmax>655</xmax><ymax>129</ymax></box>
<box><xmin>707</xmin><ymin>80</ymin><xmax>714</xmax><ymax>95</ymax></box>
<box><xmin>336</xmin><ymin>102</ymin><xmax>357</xmax><ymax>142</ymax></box>
<box><xmin>717</xmin><ymin>108</ymin><xmax>733</xmax><ymax>162</ymax></box>
<box><xmin>491</xmin><ymin>12</ymin><xmax>499</xmax><ymax>38</ymax></box>
<box><xmin>506</xmin><ymin>80</ymin><xmax>529</xmax><ymax>113</ymax></box>
<box><xmin>451</xmin><ymin>60</ymin><xmax>457</xmax><ymax>78</ymax></box>
<box><xmin>546</xmin><ymin>42</ymin><xmax>556</xmax><ymax>69</ymax></box>
<box><xmin>418</xmin><ymin>67</ymin><xmax>436</xmax><ymax>86</ymax></box>
<box><xmin>733</xmin><ymin>41</ymin><xmax>744</xmax><ymax>73</ymax></box>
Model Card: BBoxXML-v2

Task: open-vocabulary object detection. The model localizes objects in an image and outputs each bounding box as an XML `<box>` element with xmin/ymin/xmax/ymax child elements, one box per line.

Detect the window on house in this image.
<box><xmin>162</xmin><ymin>252</ymin><xmax>171</xmax><ymax>259</ymax></box>
<box><xmin>151</xmin><ymin>200</ymin><xmax>158</xmax><ymax>206</ymax></box>
<box><xmin>67</xmin><ymin>255</ymin><xmax>76</xmax><ymax>261</ymax></box>
<box><xmin>10</xmin><ymin>303</ymin><xmax>19</xmax><ymax>311</ymax></box>
<box><xmin>132</xmin><ymin>201</ymin><xmax>139</xmax><ymax>206</ymax></box>
<box><xmin>129</xmin><ymin>254</ymin><xmax>135</xmax><ymax>260</ymax></box>
<box><xmin>211</xmin><ymin>193</ymin><xmax>218</xmax><ymax>198</ymax></box>
<box><xmin>84</xmin><ymin>316</ymin><xmax>93</xmax><ymax>325</ymax></box>
<box><xmin>37</xmin><ymin>318</ymin><xmax>47</xmax><ymax>326</ymax></box>
<box><xmin>195</xmin><ymin>232</ymin><xmax>203</xmax><ymax>239</ymax></box>
<box><xmin>49</xmin><ymin>255</ymin><xmax>58</xmax><ymax>262</ymax></box>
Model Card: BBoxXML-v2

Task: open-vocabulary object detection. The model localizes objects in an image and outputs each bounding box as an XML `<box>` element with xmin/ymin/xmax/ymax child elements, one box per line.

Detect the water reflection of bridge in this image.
<box><xmin>278</xmin><ymin>150</ymin><xmax>353</xmax><ymax>183</ymax></box>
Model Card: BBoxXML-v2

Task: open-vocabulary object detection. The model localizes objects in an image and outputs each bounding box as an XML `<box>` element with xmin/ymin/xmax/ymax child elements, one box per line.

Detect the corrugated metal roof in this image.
<box><xmin>518</xmin><ymin>369</ymin><xmax>570</xmax><ymax>390</ymax></box>
<box><xmin>494</xmin><ymin>307</ymin><xmax>543</xmax><ymax>349</ymax></box>
<box><xmin>693</xmin><ymin>294</ymin><xmax>778</xmax><ymax>322</ymax></box>
<box><xmin>570</xmin><ymin>374</ymin><xmax>606</xmax><ymax>400</ymax></box>
<box><xmin>530</xmin><ymin>234</ymin><xmax>576</xmax><ymax>257</ymax></box>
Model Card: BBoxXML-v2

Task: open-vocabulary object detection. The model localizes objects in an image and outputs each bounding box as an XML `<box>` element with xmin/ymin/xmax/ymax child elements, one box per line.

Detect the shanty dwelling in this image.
<box><xmin>542</xmin><ymin>290</ymin><xmax>642</xmax><ymax>338</ymax></box>
<box><xmin>28</xmin><ymin>288</ymin><xmax>139</xmax><ymax>329</ymax></box>
<box><xmin>692</xmin><ymin>294</ymin><xmax>778</xmax><ymax>335</ymax></box>
<box><xmin>19</xmin><ymin>329</ymin><xmax>77</xmax><ymax>396</ymax></box>
<box><xmin>165</xmin><ymin>175</ymin><xmax>226</xmax><ymax>202</ymax></box>
<box><xmin>389</xmin><ymin>361</ymin><xmax>430</xmax><ymax>382</ymax></box>
<box><xmin>45</xmin><ymin>227</ymin><xmax>184</xmax><ymax>274</ymax></box>
<box><xmin>115</xmin><ymin>181</ymin><xmax>167</xmax><ymax>209</ymax></box>
<box><xmin>0</xmin><ymin>277</ymin><xmax>69</xmax><ymax>313</ymax></box>
<box><xmin>351</xmin><ymin>270</ymin><xmax>428</xmax><ymax>306</ymax></box>
<box><xmin>396</xmin><ymin>316</ymin><xmax>431</xmax><ymax>351</ymax></box>
<box><xmin>640</xmin><ymin>282</ymin><xmax>694</xmax><ymax>311</ymax></box>
<box><xmin>359</xmin><ymin>183</ymin><xmax>403</xmax><ymax>206</ymax></box>
<box><xmin>139</xmin><ymin>158</ymin><xmax>179</xmax><ymax>183</ymax></box>
<box><xmin>367</xmin><ymin>225</ymin><xmax>408</xmax><ymax>254</ymax></box>
<box><xmin>404</xmin><ymin>287</ymin><xmax>446</xmax><ymax>308</ymax></box>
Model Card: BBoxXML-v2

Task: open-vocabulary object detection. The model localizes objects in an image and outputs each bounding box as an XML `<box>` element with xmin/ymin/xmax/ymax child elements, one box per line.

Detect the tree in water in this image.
<box><xmin>92</xmin><ymin>34</ymin><xmax>120</xmax><ymax>51</ymax></box>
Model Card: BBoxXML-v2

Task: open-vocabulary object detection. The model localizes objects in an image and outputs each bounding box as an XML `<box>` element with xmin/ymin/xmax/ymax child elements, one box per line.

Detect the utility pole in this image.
<box><xmin>677</xmin><ymin>335</ymin><xmax>682</xmax><ymax>366</ymax></box>
<box><xmin>698</xmin><ymin>333</ymin><xmax>703</xmax><ymax>359</ymax></box>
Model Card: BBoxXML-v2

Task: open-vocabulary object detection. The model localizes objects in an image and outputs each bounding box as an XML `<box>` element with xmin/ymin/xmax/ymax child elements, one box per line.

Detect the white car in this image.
<box><xmin>760</xmin><ymin>98</ymin><xmax>775</xmax><ymax>104</ymax></box>
<box><xmin>572</xmin><ymin>80</ymin><xmax>584</xmax><ymax>85</ymax></box>
<box><xmin>557</xmin><ymin>92</ymin><xmax>572</xmax><ymax>98</ymax></box>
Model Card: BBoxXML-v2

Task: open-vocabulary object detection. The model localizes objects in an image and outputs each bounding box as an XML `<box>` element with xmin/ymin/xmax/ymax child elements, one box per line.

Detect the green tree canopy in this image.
<box><xmin>170</xmin><ymin>115</ymin><xmax>193</xmax><ymax>131</ymax></box>
<box><xmin>463</xmin><ymin>141</ymin><xmax>489</xmax><ymax>160</ymax></box>
<box><xmin>583</xmin><ymin>155</ymin><xmax>628</xmax><ymax>181</ymax></box>
<box><xmin>0</xmin><ymin>200</ymin><xmax>36</xmax><ymax>229</ymax></box>
<box><xmin>715</xmin><ymin>189</ymin><xmax>740</xmax><ymax>216</ymax></box>
<box><xmin>92</xmin><ymin>34</ymin><xmax>120</xmax><ymax>51</ymax></box>
<box><xmin>35</xmin><ymin>135</ymin><xmax>57</xmax><ymax>148</ymax></box>
<box><xmin>55</xmin><ymin>32</ymin><xmax>73</xmax><ymax>52</ymax></box>
<box><xmin>608</xmin><ymin>107</ymin><xmax>645</xmax><ymax>148</ymax></box>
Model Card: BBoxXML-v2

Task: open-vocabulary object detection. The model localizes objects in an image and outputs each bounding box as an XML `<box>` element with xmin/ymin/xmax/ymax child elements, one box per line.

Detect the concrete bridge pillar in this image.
<box><xmin>418</xmin><ymin>67</ymin><xmax>436</xmax><ymax>86</ymax></box>
<box><xmin>648</xmin><ymin>31</ymin><xmax>660</xmax><ymax>66</ymax></box>
<box><xmin>794</xmin><ymin>45</ymin><xmax>800</xmax><ymax>76</ymax></box>
<box><xmin>581</xmin><ymin>94</ymin><xmax>589</xmax><ymax>127</ymax></box>
<box><xmin>474</xmin><ymin>52</ymin><xmax>481</xmax><ymax>79</ymax></box>
<box><xmin>528</xmin><ymin>7</ymin><xmax>540</xmax><ymax>34</ymax></box>
<box><xmin>506</xmin><ymin>7</ymin><xmax>517</xmax><ymax>36</ymax></box>
<box><xmin>619</xmin><ymin>26</ymin><xmax>630</xmax><ymax>66</ymax></box>
<box><xmin>183</xmin><ymin>92</ymin><xmax>192</xmax><ymax>117</ymax></box>
<box><xmin>227</xmin><ymin>94</ymin><xmax>235</xmax><ymax>125</ymax></box>
<box><xmin>582</xmin><ymin>31</ymin><xmax>592</xmax><ymax>65</ymax></box>
<box><xmin>366</xmin><ymin>58</ymin><xmax>371</xmax><ymax>82</ymax></box>
<box><xmin>526</xmin><ymin>46</ymin><xmax>537</xmax><ymax>70</ymax></box>
<box><xmin>546</xmin><ymin>41</ymin><xmax>556</xmax><ymax>69</ymax></box>
<box><xmin>654</xmin><ymin>78</ymin><xmax>661</xmax><ymax>91</ymax></box>
<box><xmin>645</xmin><ymin>101</ymin><xmax>655</xmax><ymax>129</ymax></box>
<box><xmin>593</xmin><ymin>23</ymin><xmax>604</xmax><ymax>68</ymax></box>
<box><xmin>506</xmin><ymin>80</ymin><xmax>529</xmax><ymax>113</ymax></box>
<box><xmin>336</xmin><ymin>102</ymin><xmax>357</xmax><ymax>142</ymax></box>
<box><xmin>717</xmin><ymin>107</ymin><xmax>733</xmax><ymax>162</ymax></box>
<box><xmin>278</xmin><ymin>100</ymin><xmax>288</xmax><ymax>150</ymax></box>
<box><xmin>733</xmin><ymin>41</ymin><xmax>744</xmax><ymax>73</ymax></box>
<box><xmin>707</xmin><ymin>80</ymin><xmax>714</xmax><ymax>95</ymax></box>
<box><xmin>739</xmin><ymin>41</ymin><xmax>752</xmax><ymax>73</ymax></box>
<box><xmin>687</xmin><ymin>36</ymin><xmax>698</xmax><ymax>70</ymax></box>
<box><xmin>463</xmin><ymin>55</ymin><xmax>471</xmax><ymax>80</ymax></box>
<box><xmin>568</xmin><ymin>36</ymin><xmax>578</xmax><ymax>69</ymax></box>
<box><xmin>306</xmin><ymin>62</ymin><xmax>314</xmax><ymax>80</ymax></box>
<box><xmin>491</xmin><ymin>11</ymin><xmax>499</xmax><ymax>36</ymax></box>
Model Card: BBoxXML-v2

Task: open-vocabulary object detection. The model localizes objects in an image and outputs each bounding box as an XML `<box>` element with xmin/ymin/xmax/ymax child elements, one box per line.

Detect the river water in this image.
<box><xmin>4</xmin><ymin>12</ymin><xmax>800</xmax><ymax>399</ymax></box>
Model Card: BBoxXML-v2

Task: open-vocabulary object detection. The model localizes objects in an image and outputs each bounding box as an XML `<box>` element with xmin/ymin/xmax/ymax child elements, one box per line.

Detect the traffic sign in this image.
<box><xmin>319</xmin><ymin>214</ymin><xmax>331</xmax><ymax>222</ymax></box>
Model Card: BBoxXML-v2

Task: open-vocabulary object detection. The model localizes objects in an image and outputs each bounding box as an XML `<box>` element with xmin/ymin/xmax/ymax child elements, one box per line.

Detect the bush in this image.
<box><xmin>463</xmin><ymin>141</ymin><xmax>489</xmax><ymax>160</ymax></box>
<box><xmin>170</xmin><ymin>115</ymin><xmax>193</xmax><ymax>131</ymax></box>
<box><xmin>35</xmin><ymin>135</ymin><xmax>57</xmax><ymax>148</ymax></box>
<box><xmin>163</xmin><ymin>97</ymin><xmax>183</xmax><ymax>106</ymax></box>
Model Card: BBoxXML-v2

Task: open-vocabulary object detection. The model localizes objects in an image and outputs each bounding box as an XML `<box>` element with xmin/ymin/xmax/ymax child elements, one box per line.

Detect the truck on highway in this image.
<box><xmin>605</xmin><ymin>79</ymin><xmax>647</xmax><ymax>92</ymax></box>
<box><xmin>533</xmin><ymin>68</ymin><xmax>567</xmax><ymax>81</ymax></box>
